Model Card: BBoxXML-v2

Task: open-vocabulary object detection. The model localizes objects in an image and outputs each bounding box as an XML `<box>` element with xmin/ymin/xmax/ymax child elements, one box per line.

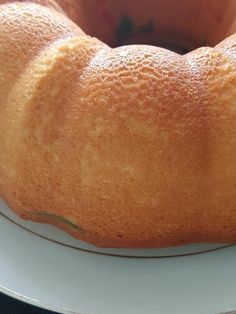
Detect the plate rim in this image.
<box><xmin>1</xmin><ymin>213</ymin><xmax>236</xmax><ymax>314</ymax></box>
<box><xmin>0</xmin><ymin>284</ymin><xmax>82</xmax><ymax>314</ymax></box>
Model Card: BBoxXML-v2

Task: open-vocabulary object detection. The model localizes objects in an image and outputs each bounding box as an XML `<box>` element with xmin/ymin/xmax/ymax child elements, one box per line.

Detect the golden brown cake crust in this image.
<box><xmin>0</xmin><ymin>0</ymin><xmax>236</xmax><ymax>248</ymax></box>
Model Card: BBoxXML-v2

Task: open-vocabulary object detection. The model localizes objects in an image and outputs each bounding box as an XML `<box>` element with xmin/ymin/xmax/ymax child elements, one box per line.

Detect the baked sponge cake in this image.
<box><xmin>0</xmin><ymin>0</ymin><xmax>236</xmax><ymax>248</ymax></box>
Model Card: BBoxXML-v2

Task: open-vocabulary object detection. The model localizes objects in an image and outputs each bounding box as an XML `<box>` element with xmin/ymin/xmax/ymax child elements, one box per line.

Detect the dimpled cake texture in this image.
<box><xmin>0</xmin><ymin>0</ymin><xmax>236</xmax><ymax>248</ymax></box>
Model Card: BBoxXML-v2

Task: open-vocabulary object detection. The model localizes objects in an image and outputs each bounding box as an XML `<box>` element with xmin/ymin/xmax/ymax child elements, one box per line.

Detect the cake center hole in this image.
<box><xmin>113</xmin><ymin>16</ymin><xmax>202</xmax><ymax>54</ymax></box>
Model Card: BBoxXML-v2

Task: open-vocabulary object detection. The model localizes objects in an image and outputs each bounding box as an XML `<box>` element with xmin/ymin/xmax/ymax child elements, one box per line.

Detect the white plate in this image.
<box><xmin>0</xmin><ymin>198</ymin><xmax>236</xmax><ymax>314</ymax></box>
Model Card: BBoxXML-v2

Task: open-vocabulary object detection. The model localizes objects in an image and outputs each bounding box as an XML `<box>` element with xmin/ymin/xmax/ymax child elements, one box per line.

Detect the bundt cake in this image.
<box><xmin>0</xmin><ymin>0</ymin><xmax>236</xmax><ymax>248</ymax></box>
